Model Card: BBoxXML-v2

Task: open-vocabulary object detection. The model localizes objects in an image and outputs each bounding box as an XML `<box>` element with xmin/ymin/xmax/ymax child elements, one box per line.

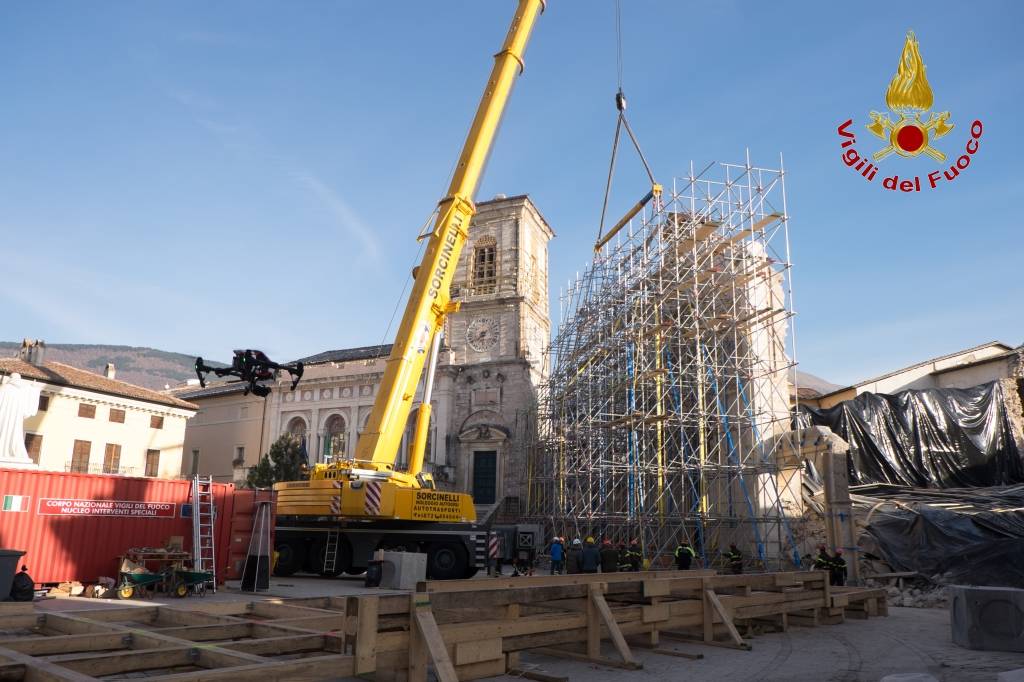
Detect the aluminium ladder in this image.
<box><xmin>191</xmin><ymin>475</ymin><xmax>217</xmax><ymax>593</ymax></box>
<box><xmin>322</xmin><ymin>528</ymin><xmax>340</xmax><ymax>574</ymax></box>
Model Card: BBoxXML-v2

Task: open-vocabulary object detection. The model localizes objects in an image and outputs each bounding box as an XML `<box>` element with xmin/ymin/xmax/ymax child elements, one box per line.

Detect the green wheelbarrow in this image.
<box><xmin>116</xmin><ymin>568</ymin><xmax>172</xmax><ymax>600</ymax></box>
<box><xmin>172</xmin><ymin>569</ymin><xmax>214</xmax><ymax>598</ymax></box>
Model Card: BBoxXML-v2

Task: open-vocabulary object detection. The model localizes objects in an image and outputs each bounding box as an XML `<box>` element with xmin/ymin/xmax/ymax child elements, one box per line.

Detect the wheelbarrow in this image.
<box><xmin>171</xmin><ymin>569</ymin><xmax>214</xmax><ymax>598</ymax></box>
<box><xmin>116</xmin><ymin>568</ymin><xmax>172</xmax><ymax>600</ymax></box>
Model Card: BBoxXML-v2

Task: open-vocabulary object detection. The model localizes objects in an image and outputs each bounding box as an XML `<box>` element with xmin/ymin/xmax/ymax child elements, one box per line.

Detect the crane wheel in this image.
<box><xmin>426</xmin><ymin>542</ymin><xmax>468</xmax><ymax>580</ymax></box>
<box><xmin>273</xmin><ymin>540</ymin><xmax>304</xmax><ymax>577</ymax></box>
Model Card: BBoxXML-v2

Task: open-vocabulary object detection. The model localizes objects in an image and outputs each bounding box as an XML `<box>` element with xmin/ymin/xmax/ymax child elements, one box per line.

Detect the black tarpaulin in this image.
<box><xmin>799</xmin><ymin>381</ymin><xmax>1023</xmax><ymax>488</ymax></box>
<box><xmin>855</xmin><ymin>484</ymin><xmax>1024</xmax><ymax>587</ymax></box>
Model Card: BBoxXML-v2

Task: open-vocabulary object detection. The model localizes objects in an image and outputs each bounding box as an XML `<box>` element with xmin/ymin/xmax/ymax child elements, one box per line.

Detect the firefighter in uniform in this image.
<box><xmin>674</xmin><ymin>541</ymin><xmax>696</xmax><ymax>570</ymax></box>
<box><xmin>725</xmin><ymin>544</ymin><xmax>743</xmax><ymax>574</ymax></box>
<box><xmin>624</xmin><ymin>539</ymin><xmax>642</xmax><ymax>571</ymax></box>
<box><xmin>600</xmin><ymin>539</ymin><xmax>619</xmax><ymax>573</ymax></box>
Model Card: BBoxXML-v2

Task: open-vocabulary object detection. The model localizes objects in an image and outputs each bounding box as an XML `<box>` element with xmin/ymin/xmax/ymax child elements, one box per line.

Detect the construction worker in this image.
<box><xmin>567</xmin><ymin>538</ymin><xmax>583</xmax><ymax>574</ymax></box>
<box><xmin>725</xmin><ymin>544</ymin><xmax>743</xmax><ymax>574</ymax></box>
<box><xmin>625</xmin><ymin>539</ymin><xmax>642</xmax><ymax>572</ymax></box>
<box><xmin>580</xmin><ymin>537</ymin><xmax>601</xmax><ymax>574</ymax></box>
<box><xmin>831</xmin><ymin>549</ymin><xmax>847</xmax><ymax>586</ymax></box>
<box><xmin>674</xmin><ymin>541</ymin><xmax>696</xmax><ymax>570</ymax></box>
<box><xmin>599</xmin><ymin>539</ymin><xmax>619</xmax><ymax>573</ymax></box>
<box><xmin>549</xmin><ymin>536</ymin><xmax>565</xmax><ymax>575</ymax></box>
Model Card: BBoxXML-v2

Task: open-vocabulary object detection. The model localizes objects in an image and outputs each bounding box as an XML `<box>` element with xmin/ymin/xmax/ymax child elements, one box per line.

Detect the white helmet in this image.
<box><xmin>572</xmin><ymin>538</ymin><xmax>582</xmax><ymax>546</ymax></box>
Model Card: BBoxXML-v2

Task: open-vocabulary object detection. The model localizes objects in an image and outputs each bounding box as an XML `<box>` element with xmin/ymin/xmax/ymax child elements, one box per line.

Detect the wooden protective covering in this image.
<box><xmin>0</xmin><ymin>571</ymin><xmax>888</xmax><ymax>681</ymax></box>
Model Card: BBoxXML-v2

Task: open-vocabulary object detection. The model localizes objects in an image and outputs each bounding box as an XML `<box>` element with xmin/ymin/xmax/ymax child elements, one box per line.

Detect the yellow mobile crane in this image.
<box><xmin>272</xmin><ymin>0</ymin><xmax>545</xmax><ymax>580</ymax></box>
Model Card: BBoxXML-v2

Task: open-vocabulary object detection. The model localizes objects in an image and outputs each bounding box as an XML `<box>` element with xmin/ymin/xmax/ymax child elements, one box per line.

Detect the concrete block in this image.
<box><xmin>950</xmin><ymin>585</ymin><xmax>1024</xmax><ymax>652</ymax></box>
<box><xmin>380</xmin><ymin>551</ymin><xmax>426</xmax><ymax>590</ymax></box>
<box><xmin>997</xmin><ymin>668</ymin><xmax>1024</xmax><ymax>682</ymax></box>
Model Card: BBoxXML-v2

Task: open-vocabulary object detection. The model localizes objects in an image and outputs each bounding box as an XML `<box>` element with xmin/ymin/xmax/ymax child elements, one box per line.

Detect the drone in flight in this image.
<box><xmin>194</xmin><ymin>349</ymin><xmax>303</xmax><ymax>398</ymax></box>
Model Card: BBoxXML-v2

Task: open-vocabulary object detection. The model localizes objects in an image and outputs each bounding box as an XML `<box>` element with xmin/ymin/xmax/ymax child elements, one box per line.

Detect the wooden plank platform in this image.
<box><xmin>0</xmin><ymin>571</ymin><xmax>888</xmax><ymax>681</ymax></box>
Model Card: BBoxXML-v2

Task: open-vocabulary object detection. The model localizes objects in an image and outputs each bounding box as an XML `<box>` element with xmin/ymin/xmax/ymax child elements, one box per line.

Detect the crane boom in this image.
<box><xmin>354</xmin><ymin>0</ymin><xmax>545</xmax><ymax>482</ymax></box>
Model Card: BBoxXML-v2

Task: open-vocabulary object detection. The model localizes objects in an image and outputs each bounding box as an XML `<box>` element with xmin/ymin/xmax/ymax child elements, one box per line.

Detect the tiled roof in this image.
<box><xmin>0</xmin><ymin>359</ymin><xmax>198</xmax><ymax>411</ymax></box>
<box><xmin>298</xmin><ymin>344</ymin><xmax>393</xmax><ymax>365</ymax></box>
<box><xmin>173</xmin><ymin>381</ymin><xmax>249</xmax><ymax>400</ymax></box>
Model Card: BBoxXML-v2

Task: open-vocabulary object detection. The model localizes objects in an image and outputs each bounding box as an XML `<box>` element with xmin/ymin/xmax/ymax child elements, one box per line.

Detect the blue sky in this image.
<box><xmin>0</xmin><ymin>1</ymin><xmax>1020</xmax><ymax>386</ymax></box>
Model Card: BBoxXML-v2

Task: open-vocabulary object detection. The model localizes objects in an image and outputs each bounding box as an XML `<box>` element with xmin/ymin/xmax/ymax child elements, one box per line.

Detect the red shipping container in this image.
<box><xmin>0</xmin><ymin>468</ymin><xmax>235</xmax><ymax>585</ymax></box>
<box><xmin>225</xmin><ymin>489</ymin><xmax>276</xmax><ymax>580</ymax></box>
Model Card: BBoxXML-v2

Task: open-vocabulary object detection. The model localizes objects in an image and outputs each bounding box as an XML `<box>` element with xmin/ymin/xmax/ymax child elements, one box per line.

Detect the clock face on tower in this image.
<box><xmin>466</xmin><ymin>316</ymin><xmax>499</xmax><ymax>352</ymax></box>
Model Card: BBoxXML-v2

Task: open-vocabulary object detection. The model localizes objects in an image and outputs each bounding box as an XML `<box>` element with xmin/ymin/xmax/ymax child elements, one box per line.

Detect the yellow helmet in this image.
<box><xmin>585</xmin><ymin>536</ymin><xmax>595</xmax><ymax>543</ymax></box>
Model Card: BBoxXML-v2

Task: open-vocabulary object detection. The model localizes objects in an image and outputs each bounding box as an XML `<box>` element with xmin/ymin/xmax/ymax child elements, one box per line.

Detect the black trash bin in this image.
<box><xmin>365</xmin><ymin>560</ymin><xmax>383</xmax><ymax>588</ymax></box>
<box><xmin>0</xmin><ymin>550</ymin><xmax>26</xmax><ymax>601</ymax></box>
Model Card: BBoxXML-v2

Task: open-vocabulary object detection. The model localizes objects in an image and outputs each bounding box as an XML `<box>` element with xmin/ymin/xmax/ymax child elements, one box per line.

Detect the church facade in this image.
<box><xmin>178</xmin><ymin>194</ymin><xmax>553</xmax><ymax>522</ymax></box>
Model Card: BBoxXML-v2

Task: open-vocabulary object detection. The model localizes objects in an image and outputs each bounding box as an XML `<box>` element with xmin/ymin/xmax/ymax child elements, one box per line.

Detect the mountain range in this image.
<box><xmin>1</xmin><ymin>342</ymin><xmax>842</xmax><ymax>395</ymax></box>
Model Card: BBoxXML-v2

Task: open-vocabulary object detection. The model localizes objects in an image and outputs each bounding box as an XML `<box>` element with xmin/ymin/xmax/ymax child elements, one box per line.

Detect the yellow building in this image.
<box><xmin>0</xmin><ymin>342</ymin><xmax>197</xmax><ymax>478</ymax></box>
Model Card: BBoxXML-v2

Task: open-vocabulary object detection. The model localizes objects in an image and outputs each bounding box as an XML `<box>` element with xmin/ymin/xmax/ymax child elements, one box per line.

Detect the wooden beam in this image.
<box><xmin>355</xmin><ymin>596</ymin><xmax>379</xmax><ymax>675</ymax></box>
<box><xmin>0</xmin><ymin>646</ymin><xmax>96</xmax><ymax>682</ymax></box>
<box><xmin>589</xmin><ymin>583</ymin><xmax>638</xmax><ymax>666</ymax></box>
<box><xmin>153</xmin><ymin>623</ymin><xmax>253</xmax><ymax>642</ymax></box>
<box><xmin>0</xmin><ymin>662</ymin><xmax>25</xmax><ymax>681</ymax></box>
<box><xmin>144</xmin><ymin>654</ymin><xmax>355</xmax><ymax>681</ymax></box>
<box><xmin>409</xmin><ymin>594</ymin><xmax>458</xmax><ymax>682</ymax></box>
<box><xmin>704</xmin><ymin>589</ymin><xmax>745</xmax><ymax>648</ymax></box>
<box><xmin>50</xmin><ymin>647</ymin><xmax>197</xmax><ymax>677</ymax></box>
<box><xmin>0</xmin><ymin>632</ymin><xmax>128</xmax><ymax>656</ymax></box>
<box><xmin>217</xmin><ymin>634</ymin><xmax>326</xmax><ymax>656</ymax></box>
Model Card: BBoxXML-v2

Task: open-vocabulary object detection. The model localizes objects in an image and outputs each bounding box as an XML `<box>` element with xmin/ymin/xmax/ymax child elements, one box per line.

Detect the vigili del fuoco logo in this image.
<box><xmin>837</xmin><ymin>31</ymin><xmax>983</xmax><ymax>192</ymax></box>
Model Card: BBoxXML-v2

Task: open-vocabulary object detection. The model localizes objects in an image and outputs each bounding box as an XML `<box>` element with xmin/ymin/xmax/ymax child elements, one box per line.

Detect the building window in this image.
<box><xmin>233</xmin><ymin>446</ymin><xmax>245</xmax><ymax>466</ymax></box>
<box><xmin>472</xmin><ymin>242</ymin><xmax>497</xmax><ymax>294</ymax></box>
<box><xmin>150</xmin><ymin>415</ymin><xmax>164</xmax><ymax>429</ymax></box>
<box><xmin>71</xmin><ymin>440</ymin><xmax>91</xmax><ymax>473</ymax></box>
<box><xmin>323</xmin><ymin>414</ymin><xmax>347</xmax><ymax>461</ymax></box>
<box><xmin>78</xmin><ymin>403</ymin><xmax>96</xmax><ymax>419</ymax></box>
<box><xmin>145</xmin><ymin>449</ymin><xmax>160</xmax><ymax>477</ymax></box>
<box><xmin>109</xmin><ymin>408</ymin><xmax>125</xmax><ymax>424</ymax></box>
<box><xmin>24</xmin><ymin>433</ymin><xmax>42</xmax><ymax>465</ymax></box>
<box><xmin>286</xmin><ymin>416</ymin><xmax>307</xmax><ymax>441</ymax></box>
<box><xmin>38</xmin><ymin>395</ymin><xmax>49</xmax><ymax>412</ymax></box>
<box><xmin>103</xmin><ymin>444</ymin><xmax>121</xmax><ymax>474</ymax></box>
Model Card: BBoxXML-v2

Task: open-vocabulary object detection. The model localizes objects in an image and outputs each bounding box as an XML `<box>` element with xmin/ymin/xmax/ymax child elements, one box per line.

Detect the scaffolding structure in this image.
<box><xmin>527</xmin><ymin>154</ymin><xmax>803</xmax><ymax>571</ymax></box>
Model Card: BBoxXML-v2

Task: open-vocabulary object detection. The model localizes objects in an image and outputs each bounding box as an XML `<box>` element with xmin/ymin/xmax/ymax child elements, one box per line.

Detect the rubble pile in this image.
<box><xmin>884</xmin><ymin>583</ymin><xmax>948</xmax><ymax>609</ymax></box>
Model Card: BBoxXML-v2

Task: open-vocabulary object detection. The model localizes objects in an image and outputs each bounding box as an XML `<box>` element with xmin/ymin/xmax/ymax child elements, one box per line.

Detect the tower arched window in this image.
<box><xmin>472</xmin><ymin>236</ymin><xmax>498</xmax><ymax>294</ymax></box>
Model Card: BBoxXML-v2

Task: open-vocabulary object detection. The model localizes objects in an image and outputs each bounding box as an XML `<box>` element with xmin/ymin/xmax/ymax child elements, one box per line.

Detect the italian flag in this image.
<box><xmin>2</xmin><ymin>495</ymin><xmax>28</xmax><ymax>512</ymax></box>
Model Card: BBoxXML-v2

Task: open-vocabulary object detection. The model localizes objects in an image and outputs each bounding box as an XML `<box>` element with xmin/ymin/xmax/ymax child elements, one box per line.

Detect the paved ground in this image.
<box><xmin>37</xmin><ymin>577</ymin><xmax>1024</xmax><ymax>681</ymax></box>
<box><xmin>496</xmin><ymin>608</ymin><xmax>1024</xmax><ymax>682</ymax></box>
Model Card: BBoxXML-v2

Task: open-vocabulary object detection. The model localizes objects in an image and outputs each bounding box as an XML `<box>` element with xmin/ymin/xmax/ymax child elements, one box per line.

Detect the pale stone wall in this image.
<box><xmin>22</xmin><ymin>382</ymin><xmax>192</xmax><ymax>478</ymax></box>
<box><xmin>179</xmin><ymin>389</ymin><xmax>265</xmax><ymax>482</ymax></box>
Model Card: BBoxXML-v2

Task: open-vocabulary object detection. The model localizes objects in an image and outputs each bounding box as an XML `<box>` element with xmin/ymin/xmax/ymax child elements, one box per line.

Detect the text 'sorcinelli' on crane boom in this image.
<box><xmin>272</xmin><ymin>0</ymin><xmax>545</xmax><ymax>580</ymax></box>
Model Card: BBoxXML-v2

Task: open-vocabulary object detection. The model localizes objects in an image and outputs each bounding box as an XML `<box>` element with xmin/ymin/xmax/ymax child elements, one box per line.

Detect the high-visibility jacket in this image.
<box><xmin>674</xmin><ymin>546</ymin><xmax>696</xmax><ymax>559</ymax></box>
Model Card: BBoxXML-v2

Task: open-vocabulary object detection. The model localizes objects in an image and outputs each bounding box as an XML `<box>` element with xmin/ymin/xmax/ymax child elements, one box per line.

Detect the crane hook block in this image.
<box><xmin>615</xmin><ymin>90</ymin><xmax>627</xmax><ymax>112</ymax></box>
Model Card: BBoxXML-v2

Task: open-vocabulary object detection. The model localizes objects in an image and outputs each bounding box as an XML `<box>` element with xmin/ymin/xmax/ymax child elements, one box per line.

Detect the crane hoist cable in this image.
<box><xmin>594</xmin><ymin>0</ymin><xmax>661</xmax><ymax>253</ymax></box>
